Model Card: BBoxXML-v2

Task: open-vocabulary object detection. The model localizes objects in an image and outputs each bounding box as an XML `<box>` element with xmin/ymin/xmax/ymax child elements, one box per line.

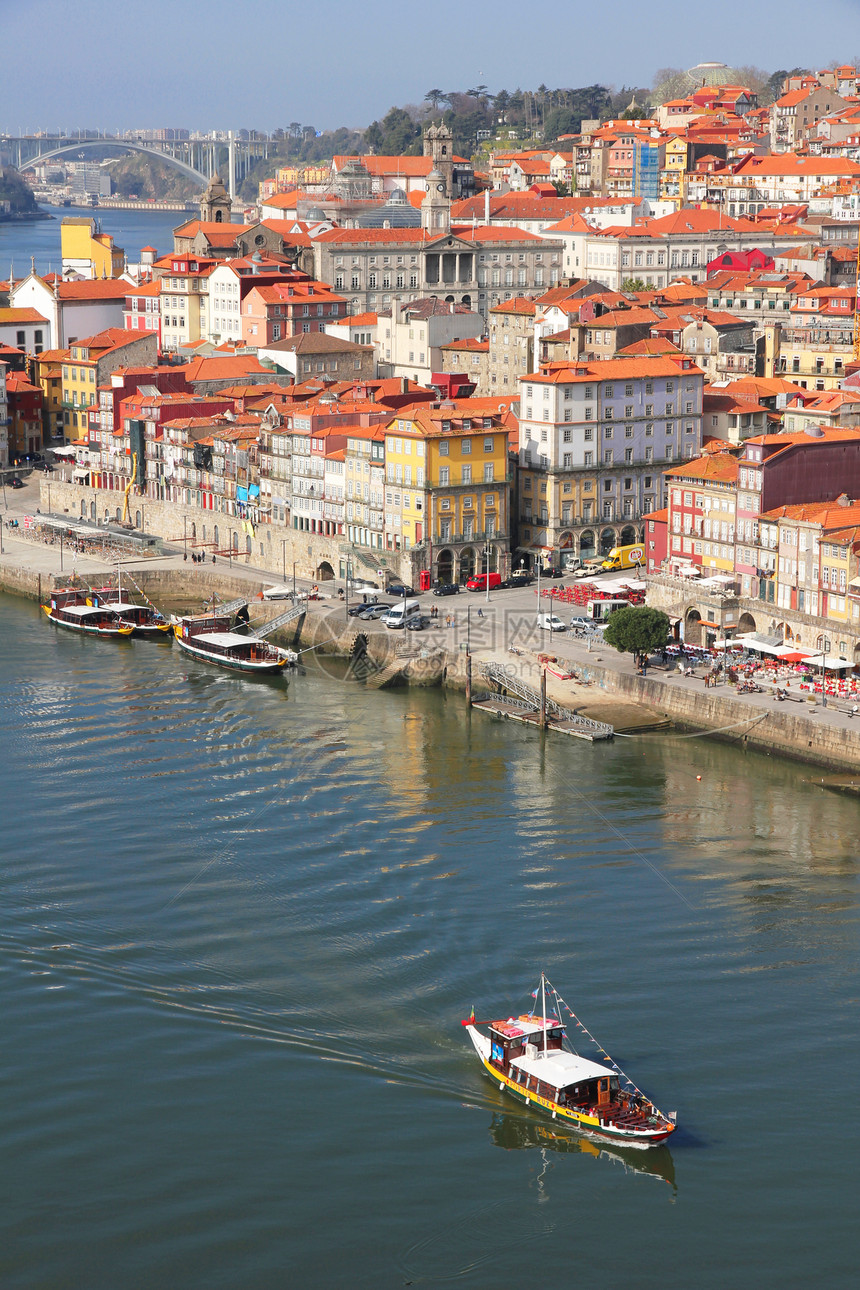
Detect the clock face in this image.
<box><xmin>437</xmin><ymin>183</ymin><xmax>445</xmax><ymax>192</ymax></box>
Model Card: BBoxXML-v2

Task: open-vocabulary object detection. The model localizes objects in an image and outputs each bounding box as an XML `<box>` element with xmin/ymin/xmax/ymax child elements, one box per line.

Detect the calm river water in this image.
<box><xmin>0</xmin><ymin>206</ymin><xmax>192</xmax><ymax>277</ymax></box>
<box><xmin>1</xmin><ymin>591</ymin><xmax>858</xmax><ymax>1288</ymax></box>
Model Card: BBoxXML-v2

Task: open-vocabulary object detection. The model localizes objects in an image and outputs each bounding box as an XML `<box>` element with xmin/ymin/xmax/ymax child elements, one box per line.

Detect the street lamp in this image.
<box><xmin>467</xmin><ymin>604</ymin><xmax>471</xmax><ymax>655</ymax></box>
<box><xmin>281</xmin><ymin>538</ymin><xmax>286</xmax><ymax>584</ymax></box>
<box><xmin>292</xmin><ymin>560</ymin><xmax>297</xmax><ymax>599</ymax></box>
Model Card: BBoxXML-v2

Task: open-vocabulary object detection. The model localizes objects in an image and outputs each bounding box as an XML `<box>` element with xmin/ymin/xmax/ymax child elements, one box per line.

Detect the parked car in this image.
<box><xmin>537</xmin><ymin>613</ymin><xmax>566</xmax><ymax>632</ymax></box>
<box><xmin>465</xmin><ymin>572</ymin><xmax>502</xmax><ymax>592</ymax></box>
<box><xmin>9</xmin><ymin>476</ymin><xmax>24</xmax><ymax>489</ymax></box>
<box><xmin>405</xmin><ymin>616</ymin><xmax>427</xmax><ymax>631</ymax></box>
<box><xmin>432</xmin><ymin>582</ymin><xmax>460</xmax><ymax>597</ymax></box>
<box><xmin>357</xmin><ymin>603</ymin><xmax>392</xmax><ymax>620</ymax></box>
<box><xmin>387</xmin><ymin>583</ymin><xmax>414</xmax><ymax>597</ymax></box>
<box><xmin>509</xmin><ymin>570</ymin><xmax>534</xmax><ymax>586</ymax></box>
<box><xmin>540</xmin><ymin>566</ymin><xmax>563</xmax><ymax>579</ymax></box>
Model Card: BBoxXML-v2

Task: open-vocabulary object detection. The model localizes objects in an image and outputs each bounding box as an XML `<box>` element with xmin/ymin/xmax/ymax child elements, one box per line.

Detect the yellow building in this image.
<box><xmin>660</xmin><ymin>136</ymin><xmax>688</xmax><ymax>208</ymax></box>
<box><xmin>31</xmin><ymin>347</ymin><xmax>69</xmax><ymax>442</ymax></box>
<box><xmin>61</xmin><ymin>217</ymin><xmax>125</xmax><ymax>279</ymax></box>
<box><xmin>61</xmin><ymin>327</ymin><xmax>158</xmax><ymax>436</ymax></box>
<box><xmin>384</xmin><ymin>402</ymin><xmax>511</xmax><ymax>583</ymax></box>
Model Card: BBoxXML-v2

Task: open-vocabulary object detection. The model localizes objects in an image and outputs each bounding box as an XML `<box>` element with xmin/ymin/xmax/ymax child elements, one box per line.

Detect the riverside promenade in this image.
<box><xmin>4</xmin><ymin>467</ymin><xmax>860</xmax><ymax>770</ymax></box>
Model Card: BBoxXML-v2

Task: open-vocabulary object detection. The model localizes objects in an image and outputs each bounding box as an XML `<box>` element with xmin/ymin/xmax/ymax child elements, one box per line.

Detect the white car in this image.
<box><xmin>537</xmin><ymin>613</ymin><xmax>566</xmax><ymax>632</ymax></box>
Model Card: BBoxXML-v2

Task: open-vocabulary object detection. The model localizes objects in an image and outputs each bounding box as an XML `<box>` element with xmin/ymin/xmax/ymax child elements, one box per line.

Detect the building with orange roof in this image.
<box><xmin>61</xmin><ymin>328</ymin><xmax>159</xmax><ymax>439</ymax></box>
<box><xmin>3</xmin><ymin>368</ymin><xmax>43</xmax><ymax>458</ymax></box>
<box><xmin>240</xmin><ymin>278</ymin><xmax>348</xmax><ymax>349</ymax></box>
<box><xmin>258</xmin><ymin>331</ymin><xmax>374</xmax><ymax>383</ymax></box>
<box><xmin>313</xmin><ymin>211</ymin><xmax>564</xmax><ymax>320</ymax></box>
<box><xmin>381</xmin><ymin>404</ymin><xmax>511</xmax><ymax>581</ymax></box>
<box><xmin>439</xmin><ymin>336</ymin><xmax>489</xmax><ymax>393</ymax></box>
<box><xmin>664</xmin><ymin>450</ymin><xmax>740</xmax><ymax>573</ymax></box>
<box><xmin>516</xmin><ymin>353</ymin><xmax>703</xmax><ymax>565</ymax></box>
<box><xmin>9</xmin><ymin>272</ymin><xmax>131</xmax><ymax>350</ymax></box>
<box><xmin>770</xmin><ymin>84</ymin><xmax>851</xmax><ymax>153</ymax></box>
<box><xmin>0</xmin><ymin>306</ymin><xmax>50</xmax><ymax>356</ymax></box>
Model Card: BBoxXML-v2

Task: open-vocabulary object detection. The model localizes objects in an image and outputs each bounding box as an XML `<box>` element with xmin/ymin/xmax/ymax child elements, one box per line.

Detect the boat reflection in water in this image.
<box><xmin>488</xmin><ymin>1112</ymin><xmax>677</xmax><ymax>1193</ymax></box>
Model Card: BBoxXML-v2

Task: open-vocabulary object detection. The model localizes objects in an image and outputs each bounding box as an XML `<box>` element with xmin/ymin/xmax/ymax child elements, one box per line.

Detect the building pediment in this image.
<box><xmin>423</xmin><ymin>233</ymin><xmax>475</xmax><ymax>253</ymax></box>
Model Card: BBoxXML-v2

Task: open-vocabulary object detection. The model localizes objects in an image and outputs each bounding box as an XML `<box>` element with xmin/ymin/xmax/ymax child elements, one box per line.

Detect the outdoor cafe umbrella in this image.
<box><xmin>781</xmin><ymin>651</ymin><xmax>812</xmax><ymax>663</ymax></box>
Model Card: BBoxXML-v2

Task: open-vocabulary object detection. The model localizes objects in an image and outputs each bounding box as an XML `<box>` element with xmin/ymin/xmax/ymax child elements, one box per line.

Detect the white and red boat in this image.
<box><xmin>462</xmin><ymin>973</ymin><xmax>676</xmax><ymax>1146</ymax></box>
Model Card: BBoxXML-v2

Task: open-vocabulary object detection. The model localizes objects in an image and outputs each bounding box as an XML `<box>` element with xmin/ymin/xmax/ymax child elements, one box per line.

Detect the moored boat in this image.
<box><xmin>41</xmin><ymin>588</ymin><xmax>134</xmax><ymax>638</ymax></box>
<box><xmin>462</xmin><ymin>973</ymin><xmax>676</xmax><ymax>1146</ymax></box>
<box><xmin>90</xmin><ymin>595</ymin><xmax>171</xmax><ymax>636</ymax></box>
<box><xmin>172</xmin><ymin>611</ymin><xmax>290</xmax><ymax>675</ymax></box>
<box><xmin>88</xmin><ymin>571</ymin><xmax>171</xmax><ymax>636</ymax></box>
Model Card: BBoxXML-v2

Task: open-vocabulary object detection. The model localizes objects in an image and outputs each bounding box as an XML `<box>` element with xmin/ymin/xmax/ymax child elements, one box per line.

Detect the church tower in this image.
<box><xmin>421</xmin><ymin>167</ymin><xmax>451</xmax><ymax>234</ymax></box>
<box><xmin>423</xmin><ymin>122</ymin><xmax>455</xmax><ymax>196</ymax></box>
<box><xmin>200</xmin><ymin>173</ymin><xmax>231</xmax><ymax>224</ymax></box>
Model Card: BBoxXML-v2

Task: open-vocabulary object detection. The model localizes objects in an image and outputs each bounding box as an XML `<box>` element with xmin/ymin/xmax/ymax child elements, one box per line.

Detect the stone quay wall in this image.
<box><xmin>578</xmin><ymin>657</ymin><xmax>860</xmax><ymax>771</ymax></box>
<box><xmin>39</xmin><ymin>478</ymin><xmax>412</xmax><ymax>587</ymax></box>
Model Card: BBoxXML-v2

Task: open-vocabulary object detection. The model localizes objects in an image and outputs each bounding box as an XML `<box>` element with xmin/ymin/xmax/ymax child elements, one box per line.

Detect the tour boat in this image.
<box><xmin>41</xmin><ymin>588</ymin><xmax>134</xmax><ymax>638</ymax></box>
<box><xmin>88</xmin><ymin>572</ymin><xmax>172</xmax><ymax>636</ymax></box>
<box><xmin>172</xmin><ymin>611</ymin><xmax>290</xmax><ymax>675</ymax></box>
<box><xmin>462</xmin><ymin>974</ymin><xmax>676</xmax><ymax>1146</ymax></box>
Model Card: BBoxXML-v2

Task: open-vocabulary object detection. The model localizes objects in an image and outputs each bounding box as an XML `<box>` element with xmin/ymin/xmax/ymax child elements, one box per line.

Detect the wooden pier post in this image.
<box><xmin>465</xmin><ymin>650</ymin><xmax>472</xmax><ymax>706</ymax></box>
<box><xmin>539</xmin><ymin>667</ymin><xmax>547</xmax><ymax>729</ymax></box>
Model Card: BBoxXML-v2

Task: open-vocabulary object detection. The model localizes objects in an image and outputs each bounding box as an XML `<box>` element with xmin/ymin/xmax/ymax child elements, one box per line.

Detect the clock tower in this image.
<box><xmin>421</xmin><ymin>166</ymin><xmax>451</xmax><ymax>234</ymax></box>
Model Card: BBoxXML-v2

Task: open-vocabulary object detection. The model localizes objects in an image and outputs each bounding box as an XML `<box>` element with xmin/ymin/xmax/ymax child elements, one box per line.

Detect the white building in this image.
<box><xmin>517</xmin><ymin>353</ymin><xmax>704</xmax><ymax>563</ymax></box>
<box><xmin>384</xmin><ymin>298</ymin><xmax>484</xmax><ymax>383</ymax></box>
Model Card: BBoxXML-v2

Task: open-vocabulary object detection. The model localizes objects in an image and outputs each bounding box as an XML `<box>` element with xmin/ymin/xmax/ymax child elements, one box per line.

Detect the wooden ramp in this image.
<box><xmin>474</xmin><ymin>665</ymin><xmax>614</xmax><ymax>742</ymax></box>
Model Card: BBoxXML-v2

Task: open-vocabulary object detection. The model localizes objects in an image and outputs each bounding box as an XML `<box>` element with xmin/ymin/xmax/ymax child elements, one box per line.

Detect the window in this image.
<box><xmin>439</xmin><ymin>466</ymin><xmax>449</xmax><ymax>485</ymax></box>
<box><xmin>461</xmin><ymin>464</ymin><xmax>472</xmax><ymax>484</ymax></box>
<box><xmin>604</xmin><ymin>449</ymin><xmax>613</xmax><ymax>465</ymax></box>
<box><xmin>484</xmin><ymin>463</ymin><xmax>494</xmax><ymax>482</ymax></box>
<box><xmin>584</xmin><ymin>451</ymin><xmax>593</xmax><ymax>466</ymax></box>
<box><xmin>462</xmin><ymin>438</ymin><xmax>471</xmax><ymax>454</ymax></box>
<box><xmin>484</xmin><ymin>438</ymin><xmax>493</xmax><ymax>452</ymax></box>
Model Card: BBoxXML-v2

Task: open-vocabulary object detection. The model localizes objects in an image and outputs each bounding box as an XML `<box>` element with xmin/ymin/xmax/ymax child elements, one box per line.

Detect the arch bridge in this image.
<box><xmin>4</xmin><ymin>132</ymin><xmax>269</xmax><ymax>199</ymax></box>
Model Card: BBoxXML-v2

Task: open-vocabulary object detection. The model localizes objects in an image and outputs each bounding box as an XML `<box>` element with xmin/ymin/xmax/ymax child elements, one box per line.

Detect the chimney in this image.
<box><xmin>401</xmin><ymin>377</ymin><xmax>408</xmax><ymax>393</ymax></box>
<box><xmin>484</xmin><ymin>188</ymin><xmax>490</xmax><ymax>224</ymax></box>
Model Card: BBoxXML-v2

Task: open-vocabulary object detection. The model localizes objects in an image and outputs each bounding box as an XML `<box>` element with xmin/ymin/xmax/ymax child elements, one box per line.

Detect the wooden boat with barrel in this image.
<box><xmin>87</xmin><ymin>576</ymin><xmax>171</xmax><ymax>636</ymax></box>
<box><xmin>462</xmin><ymin>973</ymin><xmax>676</xmax><ymax>1146</ymax></box>
<box><xmin>172</xmin><ymin>609</ymin><xmax>290</xmax><ymax>675</ymax></box>
<box><xmin>41</xmin><ymin>587</ymin><xmax>134</xmax><ymax>637</ymax></box>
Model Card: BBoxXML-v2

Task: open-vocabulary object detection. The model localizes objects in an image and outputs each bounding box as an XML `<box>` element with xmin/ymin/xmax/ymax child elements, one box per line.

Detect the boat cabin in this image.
<box><xmin>488</xmin><ymin>1014</ymin><xmax>620</xmax><ymax>1109</ymax></box>
<box><xmin>178</xmin><ymin>613</ymin><xmax>234</xmax><ymax>638</ymax></box>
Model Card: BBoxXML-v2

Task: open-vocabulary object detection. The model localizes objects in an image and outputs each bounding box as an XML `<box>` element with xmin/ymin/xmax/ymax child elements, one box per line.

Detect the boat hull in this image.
<box><xmin>172</xmin><ymin>630</ymin><xmax>288</xmax><ymax>675</ymax></box>
<box><xmin>41</xmin><ymin>606</ymin><xmax>134</xmax><ymax>637</ymax></box>
<box><xmin>465</xmin><ymin>1025</ymin><xmax>674</xmax><ymax>1147</ymax></box>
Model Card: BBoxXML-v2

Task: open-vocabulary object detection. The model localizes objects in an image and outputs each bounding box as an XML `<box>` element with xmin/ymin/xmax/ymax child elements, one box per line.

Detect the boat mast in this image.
<box><xmin>542</xmin><ymin>972</ymin><xmax>547</xmax><ymax>1056</ymax></box>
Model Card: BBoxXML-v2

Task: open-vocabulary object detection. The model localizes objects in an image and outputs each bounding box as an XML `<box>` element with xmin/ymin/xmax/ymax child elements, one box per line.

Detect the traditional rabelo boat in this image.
<box><xmin>172</xmin><ymin>610</ymin><xmax>290</xmax><ymax>675</ymax></box>
<box><xmin>88</xmin><ymin>575</ymin><xmax>171</xmax><ymax>636</ymax></box>
<box><xmin>462</xmin><ymin>973</ymin><xmax>676</xmax><ymax>1146</ymax></box>
<box><xmin>41</xmin><ymin>587</ymin><xmax>134</xmax><ymax>638</ymax></box>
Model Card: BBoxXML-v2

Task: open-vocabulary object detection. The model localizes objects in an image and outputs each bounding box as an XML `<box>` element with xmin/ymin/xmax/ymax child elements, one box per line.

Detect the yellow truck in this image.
<box><xmin>600</xmin><ymin>544</ymin><xmax>645</xmax><ymax>572</ymax></box>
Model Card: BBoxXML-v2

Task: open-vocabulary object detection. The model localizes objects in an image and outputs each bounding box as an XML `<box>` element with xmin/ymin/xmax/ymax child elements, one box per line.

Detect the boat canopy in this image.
<box><xmin>193</xmin><ymin>631</ymin><xmax>255</xmax><ymax>648</ymax></box>
<box><xmin>510</xmin><ymin>1049</ymin><xmax>613</xmax><ymax>1090</ymax></box>
<box><xmin>55</xmin><ymin>603</ymin><xmax>117</xmax><ymax>619</ymax></box>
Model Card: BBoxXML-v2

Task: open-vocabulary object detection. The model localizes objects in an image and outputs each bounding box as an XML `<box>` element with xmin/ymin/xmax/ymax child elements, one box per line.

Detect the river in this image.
<box><xmin>1</xmin><ymin>590</ymin><xmax>857</xmax><ymax>1288</ymax></box>
<box><xmin>0</xmin><ymin>206</ymin><xmax>189</xmax><ymax>277</ymax></box>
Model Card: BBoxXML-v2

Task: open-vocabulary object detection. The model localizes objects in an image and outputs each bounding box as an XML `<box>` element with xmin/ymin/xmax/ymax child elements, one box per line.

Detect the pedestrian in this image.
<box><xmin>852</xmin><ymin>703</ymin><xmax>858</xmax><ymax>719</ymax></box>
<box><xmin>477</xmin><ymin>607</ymin><xmax>483</xmax><ymax>618</ymax></box>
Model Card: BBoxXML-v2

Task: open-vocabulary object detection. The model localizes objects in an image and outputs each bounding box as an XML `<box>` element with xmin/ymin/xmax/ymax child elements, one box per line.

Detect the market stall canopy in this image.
<box><xmin>52</xmin><ymin>446</ymin><xmax>77</xmax><ymax>458</ymax></box>
<box><xmin>802</xmin><ymin>654</ymin><xmax>852</xmax><ymax>671</ymax></box>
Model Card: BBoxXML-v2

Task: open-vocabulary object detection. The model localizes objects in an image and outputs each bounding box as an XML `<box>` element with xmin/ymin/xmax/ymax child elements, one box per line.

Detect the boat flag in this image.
<box><xmin>469</xmin><ymin>1005</ymin><xmax>475</xmax><ymax>1022</ymax></box>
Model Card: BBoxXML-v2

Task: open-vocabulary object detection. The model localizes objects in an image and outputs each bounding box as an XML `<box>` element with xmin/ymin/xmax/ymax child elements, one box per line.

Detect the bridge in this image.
<box><xmin>2</xmin><ymin>132</ymin><xmax>271</xmax><ymax>201</ymax></box>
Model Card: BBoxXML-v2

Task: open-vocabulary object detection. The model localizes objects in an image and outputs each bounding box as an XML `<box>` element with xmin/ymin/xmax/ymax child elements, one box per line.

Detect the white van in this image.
<box><xmin>382</xmin><ymin>598</ymin><xmax>422</xmax><ymax>629</ymax></box>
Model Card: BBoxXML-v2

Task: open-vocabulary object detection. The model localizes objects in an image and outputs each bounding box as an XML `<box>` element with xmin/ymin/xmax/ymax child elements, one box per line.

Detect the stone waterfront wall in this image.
<box><xmin>39</xmin><ymin>479</ymin><xmax>413</xmax><ymax>586</ymax></box>
<box><xmin>579</xmin><ymin>657</ymin><xmax>860</xmax><ymax>771</ymax></box>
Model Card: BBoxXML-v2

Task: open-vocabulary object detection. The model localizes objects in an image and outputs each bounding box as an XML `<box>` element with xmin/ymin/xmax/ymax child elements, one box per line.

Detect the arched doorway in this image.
<box><xmin>461</xmin><ymin>295</ymin><xmax>472</xmax><ymax>308</ymax></box>
<box><xmin>579</xmin><ymin>530</ymin><xmax>596</xmax><ymax>558</ymax></box>
<box><xmin>599</xmin><ymin>527</ymin><xmax>615</xmax><ymax>555</ymax></box>
<box><xmin>191</xmin><ymin>521</ymin><xmax>197</xmax><ymax>540</ymax></box>
<box><xmin>620</xmin><ymin>525</ymin><xmax>636</xmax><ymax>545</ymax></box>
<box><xmin>90</xmin><ymin>501</ymin><xmax>96</xmax><ymax>520</ymax></box>
<box><xmin>685</xmin><ymin>608</ymin><xmax>702</xmax><ymax>644</ymax></box>
<box><xmin>245</xmin><ymin>535</ymin><xmax>252</xmax><ymax>555</ymax></box>
<box><xmin>232</xmin><ymin>532</ymin><xmax>239</xmax><ymax>552</ymax></box>
<box><xmin>81</xmin><ymin>501</ymin><xmax>86</xmax><ymax>518</ymax></box>
<box><xmin>459</xmin><ymin>547</ymin><xmax>476</xmax><ymax>580</ymax></box>
<box><xmin>436</xmin><ymin>548</ymin><xmax>454</xmax><ymax>584</ymax></box>
<box><xmin>213</xmin><ymin>524</ymin><xmax>219</xmax><ymax>549</ymax></box>
<box><xmin>316</xmin><ymin>560</ymin><xmax>335</xmax><ymax>581</ymax></box>
<box><xmin>738</xmin><ymin>611</ymin><xmax>757</xmax><ymax>635</ymax></box>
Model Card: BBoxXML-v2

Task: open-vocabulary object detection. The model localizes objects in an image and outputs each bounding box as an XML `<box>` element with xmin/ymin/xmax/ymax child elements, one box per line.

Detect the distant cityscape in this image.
<box><xmin>3</xmin><ymin>60</ymin><xmax>860</xmax><ymax>662</ymax></box>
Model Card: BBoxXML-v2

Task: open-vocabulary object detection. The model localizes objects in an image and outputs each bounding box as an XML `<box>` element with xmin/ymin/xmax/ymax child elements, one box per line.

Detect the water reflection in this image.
<box><xmin>488</xmin><ymin>1112</ymin><xmax>677</xmax><ymax>1193</ymax></box>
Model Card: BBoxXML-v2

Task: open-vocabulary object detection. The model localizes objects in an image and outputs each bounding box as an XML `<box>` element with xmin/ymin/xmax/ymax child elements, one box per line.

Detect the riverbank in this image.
<box><xmin>4</xmin><ymin>548</ymin><xmax>860</xmax><ymax>771</ymax></box>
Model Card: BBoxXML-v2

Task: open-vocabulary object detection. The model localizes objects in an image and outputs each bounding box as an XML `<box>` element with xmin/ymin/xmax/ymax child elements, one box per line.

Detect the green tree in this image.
<box><xmin>603</xmin><ymin>606</ymin><xmax>670</xmax><ymax>665</ymax></box>
<box><xmin>621</xmin><ymin>278</ymin><xmax>647</xmax><ymax>292</ymax></box>
<box><xmin>424</xmin><ymin>89</ymin><xmax>446</xmax><ymax>111</ymax></box>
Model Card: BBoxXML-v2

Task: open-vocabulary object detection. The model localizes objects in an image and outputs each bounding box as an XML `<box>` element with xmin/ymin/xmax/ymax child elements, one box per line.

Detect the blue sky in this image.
<box><xmin>1</xmin><ymin>0</ymin><xmax>858</xmax><ymax>133</ymax></box>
